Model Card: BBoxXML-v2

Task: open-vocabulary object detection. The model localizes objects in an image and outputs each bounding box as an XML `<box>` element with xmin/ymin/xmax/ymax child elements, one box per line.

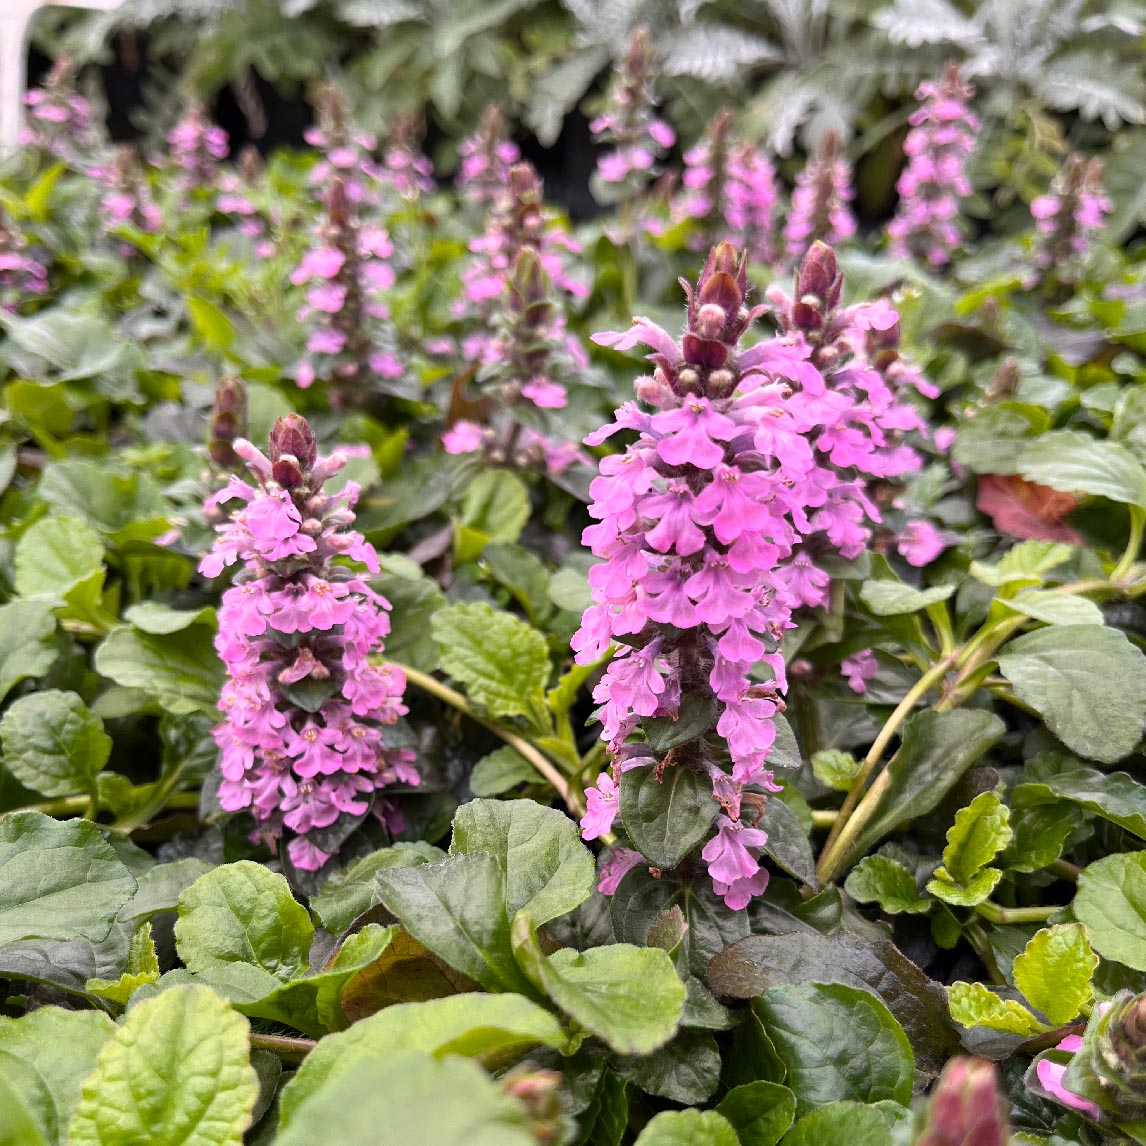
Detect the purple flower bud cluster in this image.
<box><xmin>590</xmin><ymin>30</ymin><xmax>675</xmax><ymax>196</ymax></box>
<box><xmin>676</xmin><ymin>110</ymin><xmax>779</xmax><ymax>264</ymax></box>
<box><xmin>784</xmin><ymin>131</ymin><xmax>857</xmax><ymax>260</ymax></box>
<box><xmin>766</xmin><ymin>242</ymin><xmax>932</xmax><ymax>603</ymax></box>
<box><xmin>208</xmin><ymin>376</ymin><xmax>249</xmax><ymax>471</ymax></box>
<box><xmin>99</xmin><ymin>146</ymin><xmax>162</xmax><ymax>251</ymax></box>
<box><xmin>575</xmin><ymin>243</ymin><xmax>933</xmax><ymax>908</ymax></box>
<box><xmin>888</xmin><ymin>62</ymin><xmax>979</xmax><ymax>268</ymax></box>
<box><xmin>21</xmin><ymin>59</ymin><xmax>95</xmax><ymax>163</ymax></box>
<box><xmin>0</xmin><ymin>206</ymin><xmax>48</xmax><ymax>310</ymax></box>
<box><xmin>200</xmin><ymin>414</ymin><xmax>416</xmax><ymax>872</ymax></box>
<box><xmin>445</xmin><ymin>247</ymin><xmax>587</xmax><ymax>477</ymax></box>
<box><xmin>305</xmin><ymin>83</ymin><xmax>383</xmax><ymax>206</ymax></box>
<box><xmin>165</xmin><ymin>106</ymin><xmax>229</xmax><ymax>198</ymax></box>
<box><xmin>457</xmin><ymin>105</ymin><xmax>521</xmax><ymax>209</ymax></box>
<box><xmin>380</xmin><ymin>113</ymin><xmax>435</xmax><ymax>202</ymax></box>
<box><xmin>1032</xmin><ymin>153</ymin><xmax>1111</xmax><ymax>274</ymax></box>
<box><xmin>291</xmin><ymin>176</ymin><xmax>401</xmax><ymax>402</ymax></box>
<box><xmin>457</xmin><ymin>162</ymin><xmax>586</xmax><ymax>365</ymax></box>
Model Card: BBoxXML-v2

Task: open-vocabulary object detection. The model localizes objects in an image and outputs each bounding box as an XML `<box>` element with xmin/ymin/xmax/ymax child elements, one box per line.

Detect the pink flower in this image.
<box><xmin>841</xmin><ymin>649</ymin><xmax>878</xmax><ymax>694</ymax></box>
<box><xmin>521</xmin><ymin>378</ymin><xmax>567</xmax><ymax>408</ymax></box>
<box><xmin>581</xmin><ymin>772</ymin><xmax>620</xmax><ymax>840</ymax></box>
<box><xmin>1034</xmin><ymin>1036</ymin><xmax>1101</xmax><ymax>1120</ymax></box>
<box><xmin>897</xmin><ymin>519</ymin><xmax>950</xmax><ymax>567</ymax></box>
<box><xmin>443</xmin><ymin>421</ymin><xmax>485</xmax><ymax>455</ymax></box>
<box><xmin>598</xmin><ymin>847</ymin><xmax>644</xmax><ymax>895</ymax></box>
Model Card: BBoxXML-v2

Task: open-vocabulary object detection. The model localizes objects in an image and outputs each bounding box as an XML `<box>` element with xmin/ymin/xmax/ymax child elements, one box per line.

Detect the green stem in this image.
<box><xmin>810</xmin><ymin>809</ymin><xmax>838</xmax><ymax>829</ymax></box>
<box><xmin>816</xmin><ymin>652</ymin><xmax>957</xmax><ymax>884</ymax></box>
<box><xmin>114</xmin><ymin>760</ymin><xmax>196</xmax><ymax>834</ymax></box>
<box><xmin>1049</xmin><ymin>858</ymin><xmax>1081</xmax><ymax>883</ymax></box>
<box><xmin>249</xmin><ymin>1032</ymin><xmax>314</xmax><ymax>1063</ymax></box>
<box><xmin>1113</xmin><ymin>506</ymin><xmax>1145</xmax><ymax>583</ymax></box>
<box><xmin>965</xmin><ymin>921</ymin><xmax>1006</xmax><ymax>986</ymax></box>
<box><xmin>975</xmin><ymin>901</ymin><xmax>1062</xmax><ymax>925</ymax></box>
<box><xmin>395</xmin><ymin>663</ymin><xmax>583</xmax><ymax>816</ymax></box>
<box><xmin>23</xmin><ymin>792</ymin><xmax>200</xmax><ymax>821</ymax></box>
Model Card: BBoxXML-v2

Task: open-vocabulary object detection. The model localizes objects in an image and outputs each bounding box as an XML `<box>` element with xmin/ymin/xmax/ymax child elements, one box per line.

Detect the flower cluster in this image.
<box><xmin>166</xmin><ymin>106</ymin><xmax>229</xmax><ymax>198</ymax></box>
<box><xmin>767</xmin><ymin>242</ymin><xmax>933</xmax><ymax>604</ymax></box>
<box><xmin>575</xmin><ymin>243</ymin><xmax>935</xmax><ymax>906</ymax></box>
<box><xmin>99</xmin><ymin>145</ymin><xmax>162</xmax><ymax>252</ymax></box>
<box><xmin>457</xmin><ymin>105</ymin><xmax>521</xmax><ymax>210</ymax></box>
<box><xmin>0</xmin><ymin>206</ymin><xmax>48</xmax><ymax>311</ymax></box>
<box><xmin>888</xmin><ymin>62</ymin><xmax>979</xmax><ymax>268</ymax></box>
<box><xmin>1032</xmin><ymin>153</ymin><xmax>1111</xmax><ymax>275</ymax></box>
<box><xmin>380</xmin><ymin>113</ymin><xmax>435</xmax><ymax>202</ymax></box>
<box><xmin>457</xmin><ymin>162</ymin><xmax>586</xmax><ymax>364</ymax></box>
<box><xmin>291</xmin><ymin>176</ymin><xmax>401</xmax><ymax>403</ymax></box>
<box><xmin>21</xmin><ymin>58</ymin><xmax>95</xmax><ymax>164</ymax></box>
<box><xmin>784</xmin><ymin>131</ymin><xmax>856</xmax><ymax>260</ymax></box>
<box><xmin>677</xmin><ymin>110</ymin><xmax>779</xmax><ymax>264</ymax></box>
<box><xmin>200</xmin><ymin>414</ymin><xmax>415</xmax><ymax>871</ymax></box>
<box><xmin>216</xmin><ymin>147</ymin><xmax>274</xmax><ymax>257</ymax></box>
<box><xmin>305</xmin><ymin>82</ymin><xmax>382</xmax><ymax>205</ymax></box>
<box><xmin>445</xmin><ymin>247</ymin><xmax>586</xmax><ymax>476</ymax></box>
<box><xmin>590</xmin><ymin>30</ymin><xmax>674</xmax><ymax>206</ymax></box>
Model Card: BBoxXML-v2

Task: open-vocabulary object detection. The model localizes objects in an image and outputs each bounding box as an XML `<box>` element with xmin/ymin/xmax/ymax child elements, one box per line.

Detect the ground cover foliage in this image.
<box><xmin>1</xmin><ymin>11</ymin><xmax>1146</xmax><ymax>1145</ymax></box>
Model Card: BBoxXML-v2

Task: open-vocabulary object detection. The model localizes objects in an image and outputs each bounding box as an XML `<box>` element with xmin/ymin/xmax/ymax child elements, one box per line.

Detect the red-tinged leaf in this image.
<box><xmin>976</xmin><ymin>474</ymin><xmax>1082</xmax><ymax>543</ymax></box>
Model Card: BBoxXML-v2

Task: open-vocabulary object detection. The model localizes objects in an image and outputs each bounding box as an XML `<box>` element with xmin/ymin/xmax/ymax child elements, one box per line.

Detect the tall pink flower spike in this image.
<box><xmin>201</xmin><ymin>414</ymin><xmax>416</xmax><ymax>872</ymax></box>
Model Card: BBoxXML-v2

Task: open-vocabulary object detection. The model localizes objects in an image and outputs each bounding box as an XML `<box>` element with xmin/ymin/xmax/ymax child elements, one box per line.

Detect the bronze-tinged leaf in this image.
<box><xmin>976</xmin><ymin>474</ymin><xmax>1081</xmax><ymax>543</ymax></box>
<box><xmin>339</xmin><ymin>929</ymin><xmax>478</xmax><ymax>1023</ymax></box>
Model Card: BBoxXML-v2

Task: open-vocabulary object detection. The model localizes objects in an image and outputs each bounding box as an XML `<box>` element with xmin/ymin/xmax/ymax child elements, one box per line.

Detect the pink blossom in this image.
<box><xmin>581</xmin><ymin>772</ymin><xmax>620</xmax><ymax>840</ymax></box>
<box><xmin>897</xmin><ymin>519</ymin><xmax>950</xmax><ymax>567</ymax></box>
<box><xmin>597</xmin><ymin>847</ymin><xmax>644</xmax><ymax>895</ymax></box>
<box><xmin>1034</xmin><ymin>1036</ymin><xmax>1101</xmax><ymax>1120</ymax></box>
<box><xmin>841</xmin><ymin>649</ymin><xmax>879</xmax><ymax>694</ymax></box>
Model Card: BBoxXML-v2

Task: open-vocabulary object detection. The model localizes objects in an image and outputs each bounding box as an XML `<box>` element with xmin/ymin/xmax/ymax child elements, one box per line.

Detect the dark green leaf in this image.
<box><xmin>619</xmin><ymin>765</ymin><xmax>716</xmax><ymax>869</ymax></box>
<box><xmin>1</xmin><ymin>690</ymin><xmax>109</xmax><ymax>798</ymax></box>
<box><xmin>1074</xmin><ymin>852</ymin><xmax>1146</xmax><ymax>971</ymax></box>
<box><xmin>716</xmin><ymin>1081</ymin><xmax>796</xmax><ymax>1146</ymax></box>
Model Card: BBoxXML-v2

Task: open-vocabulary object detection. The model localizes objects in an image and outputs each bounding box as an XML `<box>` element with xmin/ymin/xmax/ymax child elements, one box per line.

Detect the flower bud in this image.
<box><xmin>208</xmin><ymin>375</ymin><xmax>248</xmax><ymax>468</ymax></box>
<box><xmin>270</xmin><ymin>414</ymin><xmax>318</xmax><ymax>471</ymax></box>
<box><xmin>917</xmin><ymin>1057</ymin><xmax>1009</xmax><ymax>1146</ymax></box>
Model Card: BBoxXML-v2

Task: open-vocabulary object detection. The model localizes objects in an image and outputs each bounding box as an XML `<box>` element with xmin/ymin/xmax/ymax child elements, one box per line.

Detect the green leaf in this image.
<box><xmin>375</xmin><ymin>570</ymin><xmax>446</xmax><ymax>673</ymax></box>
<box><xmin>812</xmin><ymin>750</ymin><xmax>860</xmax><ymax>793</ymax></box>
<box><xmin>431</xmin><ymin>603</ymin><xmax>550</xmax><ymax>720</ymax></box>
<box><xmin>860</xmin><ymin>581</ymin><xmax>955</xmax><ymax>616</ymax></box>
<box><xmin>844</xmin><ymin>856</ymin><xmax>930</xmax><ymax>915</ymax></box>
<box><xmin>94</xmin><ymin>623</ymin><xmax>223</xmax><ymax>716</ymax></box>
<box><xmin>633</xmin><ymin>1110</ymin><xmax>740</xmax><ymax>1146</ymax></box>
<box><xmin>86</xmin><ymin>921</ymin><xmax>160</xmax><ymax>1006</ymax></box>
<box><xmin>1018</xmin><ymin>430</ymin><xmax>1146</xmax><ymax>508</ymax></box>
<box><xmin>1013</xmin><ymin>924</ymin><xmax>1097</xmax><ymax>1026</ymax></box>
<box><xmin>971</xmin><ymin>541</ymin><xmax>1074</xmax><ymax>588</ymax></box>
<box><xmin>512</xmin><ymin>915</ymin><xmax>684</xmax><ymax>1055</ymax></box>
<box><xmin>67</xmin><ymin>985</ymin><xmax>258</xmax><ymax>1146</ymax></box>
<box><xmin>642</xmin><ymin>694</ymin><xmax>717</xmax><ymax>753</ymax></box>
<box><xmin>118</xmin><ymin>857</ymin><xmax>215</xmax><ymax>924</ymax></box>
<box><xmin>483</xmin><ymin>543</ymin><xmax>552</xmax><ymax>624</ymax></box>
<box><xmin>946</xmin><ymin>981</ymin><xmax>1046</xmax><ymax>1035</ymax></box>
<box><xmin>14</xmin><ymin>516</ymin><xmax>104</xmax><ymax>601</ymax></box>
<box><xmin>1000</xmin><ymin>590</ymin><xmax>1105</xmax><ymax>626</ymax></box>
<box><xmin>278</xmin><ymin>1052</ymin><xmax>535</xmax><ymax>1146</ymax></box>
<box><xmin>377</xmin><ymin>853</ymin><xmax>536</xmax><ymax>995</ymax></box>
<box><xmin>997</xmin><ymin>625</ymin><xmax>1146</xmax><ymax>763</ymax></box>
<box><xmin>470</xmin><ymin>746</ymin><xmax>537</xmax><ymax>796</ymax></box>
<box><xmin>838</xmin><ymin>709</ymin><xmax>1005</xmax><ymax>869</ymax></box>
<box><xmin>1074</xmin><ymin>852</ymin><xmax>1146</xmax><ymax>971</ymax></box>
<box><xmin>1</xmin><ymin>690</ymin><xmax>109</xmax><ymax>799</ymax></box>
<box><xmin>123</xmin><ymin>602</ymin><xmax>216</xmax><ymax>634</ymax></box>
<box><xmin>780</xmin><ymin>1102</ymin><xmax>893</xmax><ymax>1146</ymax></box>
<box><xmin>754</xmin><ymin>983</ymin><xmax>914</xmax><ymax>1114</ymax></box>
<box><xmin>1013</xmin><ymin>766</ymin><xmax>1146</xmax><ymax>841</ymax></box>
<box><xmin>953</xmin><ymin>402</ymin><xmax>1051</xmax><ymax>476</ymax></box>
<box><xmin>0</xmin><ymin>1007</ymin><xmax>113</xmax><ymax>1142</ymax></box>
<box><xmin>760</xmin><ymin>796</ymin><xmax>817</xmax><ymax>889</ymax></box>
<box><xmin>0</xmin><ymin>1065</ymin><xmax>49</xmax><ymax>1146</ymax></box>
<box><xmin>715</xmin><ymin>1081</ymin><xmax>796</xmax><ymax>1146</ymax></box>
<box><xmin>926</xmin><ymin>866</ymin><xmax>1002</xmax><ymax>907</ymax></box>
<box><xmin>175</xmin><ymin>861</ymin><xmax>313</xmax><ymax>980</ymax></box>
<box><xmin>0</xmin><ymin>601</ymin><xmax>59</xmax><ymax>702</ymax></box>
<box><xmin>310</xmin><ymin>842</ymin><xmax>441</xmax><ymax>935</ymax></box>
<box><xmin>39</xmin><ymin>460</ymin><xmax>169</xmax><ymax>544</ymax></box>
<box><xmin>616</xmin><ymin>1030</ymin><xmax>720</xmax><ymax>1104</ymax></box>
<box><xmin>1002</xmin><ymin>803</ymin><xmax>1078</xmax><ymax>872</ymax></box>
<box><xmin>0</xmin><ymin>310</ymin><xmax>127</xmax><ymax>381</ymax></box>
<box><xmin>620</xmin><ymin>765</ymin><xmax>716</xmax><ymax>870</ymax></box>
<box><xmin>940</xmin><ymin>791</ymin><xmax>1013</xmax><ymax>886</ymax></box>
<box><xmin>0</xmin><ymin>813</ymin><xmax>136</xmax><ymax>945</ymax></box>
<box><xmin>459</xmin><ymin>470</ymin><xmax>531</xmax><ymax>546</ymax></box>
<box><xmin>450</xmin><ymin>798</ymin><xmax>594</xmax><ymax>925</ymax></box>
<box><xmin>218</xmin><ymin>925</ymin><xmax>396</xmax><ymax>1039</ymax></box>
<box><xmin>278</xmin><ymin>993</ymin><xmax>568</xmax><ymax>1128</ymax></box>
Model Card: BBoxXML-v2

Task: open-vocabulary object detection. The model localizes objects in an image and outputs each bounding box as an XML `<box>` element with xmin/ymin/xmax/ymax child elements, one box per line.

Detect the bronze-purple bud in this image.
<box><xmin>270</xmin><ymin>414</ymin><xmax>317</xmax><ymax>471</ymax></box>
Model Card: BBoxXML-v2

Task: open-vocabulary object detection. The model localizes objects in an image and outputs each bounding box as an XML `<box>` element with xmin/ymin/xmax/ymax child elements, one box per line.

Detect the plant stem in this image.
<box><xmin>1113</xmin><ymin>506</ymin><xmax>1145</xmax><ymax>584</ymax></box>
<box><xmin>965</xmin><ymin>921</ymin><xmax>1006</xmax><ymax>986</ymax></box>
<box><xmin>114</xmin><ymin>759</ymin><xmax>196</xmax><ymax>834</ymax></box>
<box><xmin>249</xmin><ymin>1032</ymin><xmax>314</xmax><ymax>1063</ymax></box>
<box><xmin>975</xmin><ymin>901</ymin><xmax>1062</xmax><ymax>925</ymax></box>
<box><xmin>1049</xmin><ymin>858</ymin><xmax>1081</xmax><ymax>882</ymax></box>
<box><xmin>395</xmin><ymin>662</ymin><xmax>583</xmax><ymax>816</ymax></box>
<box><xmin>23</xmin><ymin>791</ymin><xmax>200</xmax><ymax>821</ymax></box>
<box><xmin>816</xmin><ymin>652</ymin><xmax>956</xmax><ymax>884</ymax></box>
<box><xmin>810</xmin><ymin>809</ymin><xmax>838</xmax><ymax>829</ymax></box>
